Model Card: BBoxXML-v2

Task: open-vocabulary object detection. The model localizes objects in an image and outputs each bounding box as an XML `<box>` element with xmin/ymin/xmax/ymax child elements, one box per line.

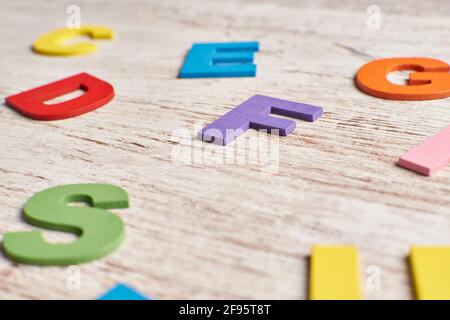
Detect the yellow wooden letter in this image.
<box><xmin>411</xmin><ymin>246</ymin><xmax>450</xmax><ymax>300</ymax></box>
<box><xmin>310</xmin><ymin>245</ymin><xmax>361</xmax><ymax>300</ymax></box>
<box><xmin>33</xmin><ymin>26</ymin><xmax>114</xmax><ymax>56</ymax></box>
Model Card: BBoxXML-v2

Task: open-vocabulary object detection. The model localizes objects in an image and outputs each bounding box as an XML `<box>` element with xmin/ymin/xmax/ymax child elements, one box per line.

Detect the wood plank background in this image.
<box><xmin>1</xmin><ymin>0</ymin><xmax>450</xmax><ymax>300</ymax></box>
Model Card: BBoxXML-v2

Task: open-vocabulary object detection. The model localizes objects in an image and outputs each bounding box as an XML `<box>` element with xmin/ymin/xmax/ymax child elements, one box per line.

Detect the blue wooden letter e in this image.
<box><xmin>179</xmin><ymin>41</ymin><xmax>259</xmax><ymax>78</ymax></box>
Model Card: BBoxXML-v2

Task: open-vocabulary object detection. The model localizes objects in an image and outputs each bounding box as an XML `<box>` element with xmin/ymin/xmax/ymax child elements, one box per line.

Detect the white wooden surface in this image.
<box><xmin>1</xmin><ymin>0</ymin><xmax>450</xmax><ymax>300</ymax></box>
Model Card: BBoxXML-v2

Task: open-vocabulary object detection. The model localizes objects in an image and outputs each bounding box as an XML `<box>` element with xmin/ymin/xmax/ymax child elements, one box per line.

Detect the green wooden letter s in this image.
<box><xmin>2</xmin><ymin>184</ymin><xmax>129</xmax><ymax>266</ymax></box>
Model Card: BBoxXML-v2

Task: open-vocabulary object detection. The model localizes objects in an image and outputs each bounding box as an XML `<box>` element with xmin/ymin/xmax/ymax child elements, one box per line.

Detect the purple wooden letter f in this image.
<box><xmin>198</xmin><ymin>94</ymin><xmax>323</xmax><ymax>145</ymax></box>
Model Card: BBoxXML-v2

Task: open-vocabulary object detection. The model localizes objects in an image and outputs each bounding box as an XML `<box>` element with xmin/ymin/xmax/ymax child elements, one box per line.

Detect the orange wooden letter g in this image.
<box><xmin>356</xmin><ymin>57</ymin><xmax>450</xmax><ymax>100</ymax></box>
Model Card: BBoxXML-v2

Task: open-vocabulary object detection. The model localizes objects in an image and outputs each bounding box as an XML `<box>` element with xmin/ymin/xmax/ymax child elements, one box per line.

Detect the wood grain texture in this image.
<box><xmin>1</xmin><ymin>0</ymin><xmax>450</xmax><ymax>300</ymax></box>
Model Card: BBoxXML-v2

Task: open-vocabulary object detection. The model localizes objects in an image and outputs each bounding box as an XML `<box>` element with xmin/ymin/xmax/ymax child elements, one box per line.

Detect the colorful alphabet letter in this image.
<box><xmin>98</xmin><ymin>283</ymin><xmax>150</xmax><ymax>300</ymax></box>
<box><xmin>398</xmin><ymin>125</ymin><xmax>450</xmax><ymax>176</ymax></box>
<box><xmin>33</xmin><ymin>26</ymin><xmax>114</xmax><ymax>56</ymax></box>
<box><xmin>179</xmin><ymin>41</ymin><xmax>259</xmax><ymax>78</ymax></box>
<box><xmin>356</xmin><ymin>57</ymin><xmax>450</xmax><ymax>100</ymax></box>
<box><xmin>5</xmin><ymin>73</ymin><xmax>114</xmax><ymax>121</ymax></box>
<box><xmin>198</xmin><ymin>94</ymin><xmax>323</xmax><ymax>145</ymax></box>
<box><xmin>309</xmin><ymin>246</ymin><xmax>361</xmax><ymax>300</ymax></box>
<box><xmin>410</xmin><ymin>247</ymin><xmax>450</xmax><ymax>299</ymax></box>
<box><xmin>2</xmin><ymin>184</ymin><xmax>129</xmax><ymax>266</ymax></box>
